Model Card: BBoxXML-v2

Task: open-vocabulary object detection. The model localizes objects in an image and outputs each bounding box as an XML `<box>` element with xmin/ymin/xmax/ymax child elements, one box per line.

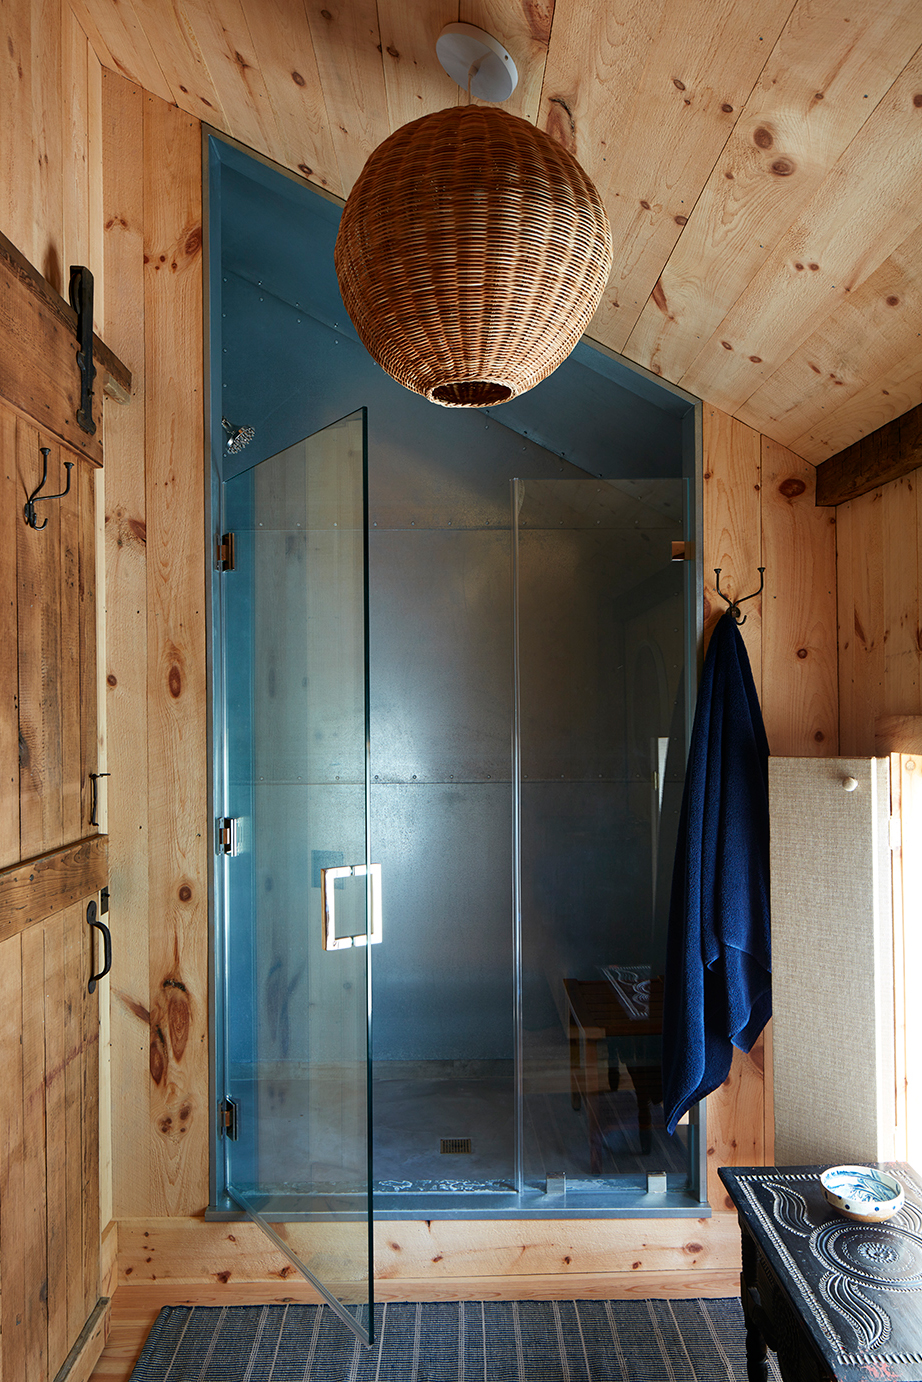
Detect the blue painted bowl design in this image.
<box><xmin>820</xmin><ymin>1166</ymin><xmax>904</xmax><ymax>1223</ymax></box>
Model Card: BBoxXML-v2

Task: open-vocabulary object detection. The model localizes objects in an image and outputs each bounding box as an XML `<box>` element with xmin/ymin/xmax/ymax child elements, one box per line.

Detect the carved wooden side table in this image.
<box><xmin>720</xmin><ymin>1164</ymin><xmax>922</xmax><ymax>1382</ymax></box>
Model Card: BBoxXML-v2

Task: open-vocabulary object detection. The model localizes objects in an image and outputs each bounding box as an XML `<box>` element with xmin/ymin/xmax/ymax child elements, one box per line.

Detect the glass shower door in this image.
<box><xmin>220</xmin><ymin>410</ymin><xmax>375</xmax><ymax>1342</ymax></box>
<box><xmin>513</xmin><ymin>476</ymin><xmax>697</xmax><ymax>1201</ymax></box>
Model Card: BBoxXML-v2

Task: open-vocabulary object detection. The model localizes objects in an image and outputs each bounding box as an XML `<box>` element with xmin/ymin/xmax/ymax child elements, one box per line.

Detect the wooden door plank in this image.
<box><xmin>623</xmin><ymin>0</ymin><xmax>922</xmax><ymax>387</ymax></box>
<box><xmin>143</xmin><ymin>95</ymin><xmax>209</xmax><ymax>1217</ymax></box>
<box><xmin>83</xmin><ymin>916</ymin><xmax>102</xmax><ymax>1321</ymax></box>
<box><xmin>0</xmin><ymin>404</ymin><xmax>19</xmax><ymax>867</ymax></box>
<box><xmin>306</xmin><ymin>0</ymin><xmax>389</xmax><ymax>196</ymax></box>
<box><xmin>0</xmin><ymin>229</ymin><xmax>131</xmax><ymax>463</ymax></box>
<box><xmin>100</xmin><ymin>70</ymin><xmax>152</xmax><ymax>1222</ymax></box>
<box><xmin>760</xmin><ymin>439</ymin><xmax>838</xmax><ymax>756</ymax></box>
<box><xmin>61</xmin><ymin>449</ymin><xmax>83</xmax><ymax>841</ymax></box>
<box><xmin>22</xmin><ymin>922</ymin><xmax>50</xmax><ymax>1381</ymax></box>
<box><xmin>0</xmin><ymin>934</ymin><xmax>27</xmax><ymax>1381</ymax></box>
<box><xmin>79</xmin><ymin>456</ymin><xmax>99</xmax><ymax>832</ymax></box>
<box><xmin>44</xmin><ymin>913</ymin><xmax>70</xmax><ymax>1373</ymax></box>
<box><xmin>679</xmin><ymin>46</ymin><xmax>922</xmax><ymax>414</ymax></box>
<box><xmin>64</xmin><ymin>901</ymin><xmax>88</xmax><ymax>1351</ymax></box>
<box><xmin>18</xmin><ymin>419</ymin><xmax>65</xmax><ymax>857</ymax></box>
<box><xmin>50</xmin><ymin>1297</ymin><xmax>111</xmax><ymax>1382</ymax></box>
<box><xmin>0</xmin><ymin>835</ymin><xmax>108</xmax><ymax>939</ymax></box>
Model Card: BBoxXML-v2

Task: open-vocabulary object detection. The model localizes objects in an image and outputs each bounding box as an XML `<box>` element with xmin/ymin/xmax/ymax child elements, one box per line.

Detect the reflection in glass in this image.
<box><xmin>513</xmin><ymin>478</ymin><xmax>690</xmax><ymax>1192</ymax></box>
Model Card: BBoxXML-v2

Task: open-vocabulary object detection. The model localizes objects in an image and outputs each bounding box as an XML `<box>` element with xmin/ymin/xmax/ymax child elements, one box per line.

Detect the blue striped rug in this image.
<box><xmin>128</xmin><ymin>1298</ymin><xmax>782</xmax><ymax>1380</ymax></box>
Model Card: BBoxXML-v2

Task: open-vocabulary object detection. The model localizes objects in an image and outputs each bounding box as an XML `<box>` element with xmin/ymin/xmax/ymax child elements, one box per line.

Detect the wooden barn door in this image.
<box><xmin>0</xmin><ymin>233</ymin><xmax>129</xmax><ymax>1382</ymax></box>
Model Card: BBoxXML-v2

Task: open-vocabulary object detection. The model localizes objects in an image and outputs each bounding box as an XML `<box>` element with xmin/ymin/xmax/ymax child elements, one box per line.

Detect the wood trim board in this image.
<box><xmin>0</xmin><ymin>835</ymin><xmax>107</xmax><ymax>941</ymax></box>
<box><xmin>0</xmin><ymin>228</ymin><xmax>130</xmax><ymax>465</ymax></box>
<box><xmin>815</xmin><ymin>405</ymin><xmax>922</xmax><ymax>506</ymax></box>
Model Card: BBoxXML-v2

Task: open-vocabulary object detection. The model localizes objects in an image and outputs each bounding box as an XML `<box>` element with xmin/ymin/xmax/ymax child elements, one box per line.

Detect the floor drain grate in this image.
<box><xmin>441</xmin><ymin>1138</ymin><xmax>472</xmax><ymax>1155</ymax></box>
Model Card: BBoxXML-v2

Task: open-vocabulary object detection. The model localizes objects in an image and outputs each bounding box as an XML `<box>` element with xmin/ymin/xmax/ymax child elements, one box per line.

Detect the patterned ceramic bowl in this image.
<box><xmin>820</xmin><ymin>1166</ymin><xmax>904</xmax><ymax>1223</ymax></box>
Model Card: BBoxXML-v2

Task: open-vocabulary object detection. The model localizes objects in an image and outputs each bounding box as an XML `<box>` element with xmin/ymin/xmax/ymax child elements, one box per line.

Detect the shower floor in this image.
<box><xmin>372</xmin><ymin>1061</ymin><xmax>687</xmax><ymax>1191</ymax></box>
<box><xmin>239</xmin><ymin>1053</ymin><xmax>689</xmax><ymax>1209</ymax></box>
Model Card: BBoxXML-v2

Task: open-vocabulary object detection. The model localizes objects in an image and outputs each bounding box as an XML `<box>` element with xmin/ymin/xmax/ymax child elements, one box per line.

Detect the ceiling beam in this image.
<box><xmin>815</xmin><ymin>403</ymin><xmax>922</xmax><ymax>506</ymax></box>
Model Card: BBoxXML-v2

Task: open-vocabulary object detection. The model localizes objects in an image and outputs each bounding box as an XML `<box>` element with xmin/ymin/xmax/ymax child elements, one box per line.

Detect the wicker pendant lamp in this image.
<box><xmin>334</xmin><ymin>50</ymin><xmax>613</xmax><ymax>408</ymax></box>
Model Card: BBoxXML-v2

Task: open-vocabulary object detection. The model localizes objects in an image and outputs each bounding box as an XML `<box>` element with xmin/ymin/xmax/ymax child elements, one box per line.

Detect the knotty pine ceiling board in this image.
<box><xmin>676</xmin><ymin>45</ymin><xmax>922</xmax><ymax>416</ymax></box>
<box><xmin>69</xmin><ymin>0</ymin><xmax>922</xmax><ymax>465</ymax></box>
<box><xmin>622</xmin><ymin>0</ymin><xmax>922</xmax><ymax>390</ymax></box>
<box><xmin>736</xmin><ymin>219</ymin><xmax>922</xmax><ymax>453</ymax></box>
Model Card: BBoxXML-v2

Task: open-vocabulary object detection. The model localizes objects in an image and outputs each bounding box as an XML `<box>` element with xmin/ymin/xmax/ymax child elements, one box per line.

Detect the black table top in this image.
<box><xmin>720</xmin><ymin>1164</ymin><xmax>922</xmax><ymax>1382</ymax></box>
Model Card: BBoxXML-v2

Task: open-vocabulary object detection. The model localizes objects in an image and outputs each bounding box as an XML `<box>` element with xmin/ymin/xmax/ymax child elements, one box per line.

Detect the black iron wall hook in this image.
<box><xmin>714</xmin><ymin>567</ymin><xmax>765</xmax><ymax>625</ymax></box>
<box><xmin>24</xmin><ymin>447</ymin><xmax>74</xmax><ymax>529</ymax></box>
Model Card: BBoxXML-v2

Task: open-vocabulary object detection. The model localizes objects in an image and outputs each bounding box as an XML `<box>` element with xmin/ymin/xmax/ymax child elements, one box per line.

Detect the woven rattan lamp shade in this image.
<box><xmin>334</xmin><ymin>106</ymin><xmax>613</xmax><ymax>407</ymax></box>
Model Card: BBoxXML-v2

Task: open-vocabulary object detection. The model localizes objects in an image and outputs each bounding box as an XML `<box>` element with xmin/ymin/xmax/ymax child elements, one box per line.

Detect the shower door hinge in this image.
<box><xmin>217</xmin><ymin>817</ymin><xmax>239</xmax><ymax>856</ymax></box>
<box><xmin>221</xmin><ymin>1097</ymin><xmax>239</xmax><ymax>1140</ymax></box>
<box><xmin>217</xmin><ymin>532</ymin><xmax>236</xmax><ymax>571</ymax></box>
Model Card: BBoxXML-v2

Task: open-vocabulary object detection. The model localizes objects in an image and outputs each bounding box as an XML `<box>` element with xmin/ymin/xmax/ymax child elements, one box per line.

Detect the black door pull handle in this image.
<box><xmin>86</xmin><ymin>898</ymin><xmax>112</xmax><ymax>994</ymax></box>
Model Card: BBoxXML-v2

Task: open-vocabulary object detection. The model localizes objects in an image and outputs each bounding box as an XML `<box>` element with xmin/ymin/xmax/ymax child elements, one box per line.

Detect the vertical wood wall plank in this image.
<box><xmin>79</xmin><ymin>456</ymin><xmax>98</xmax><ymax>832</ymax></box>
<box><xmin>100</xmin><ymin>71</ymin><xmax>152</xmax><ymax>1221</ymax></box>
<box><xmin>701</xmin><ymin>407</ymin><xmax>762</xmax><ymax>676</ymax></box>
<box><xmin>0</xmin><ymin>406</ymin><xmax>20</xmax><ymax>866</ymax></box>
<box><xmin>60</xmin><ymin>453</ymin><xmax>82</xmax><ymax>840</ymax></box>
<box><xmin>898</xmin><ymin>755</ymin><xmax>922</xmax><ymax>1164</ymax></box>
<box><xmin>21</xmin><ymin>923</ymin><xmax>49</xmax><ymax>1381</ymax></box>
<box><xmin>30</xmin><ymin>0</ymin><xmax>65</xmax><ymax>293</ymax></box>
<box><xmin>882</xmin><ymin>475</ymin><xmax>921</xmax><ymax>719</ymax></box>
<box><xmin>701</xmin><ymin>405</ymin><xmax>766</xmax><ymax>1208</ymax></box>
<box><xmin>761</xmin><ymin>440</ymin><xmax>838</xmax><ymax>756</ymax></box>
<box><xmin>0</xmin><ymin>0</ymin><xmax>35</xmax><ymax>264</ymax></box>
<box><xmin>142</xmin><ymin>94</ymin><xmax>208</xmax><ymax>1216</ymax></box>
<box><xmin>837</xmin><ymin>490</ymin><xmax>887</xmax><ymax>755</ymax></box>
<box><xmin>18</xmin><ymin>420</ymin><xmax>52</xmax><ymax>856</ymax></box>
<box><xmin>61</xmin><ymin>6</ymin><xmax>91</xmax><ymax>277</ymax></box>
<box><xmin>43</xmin><ymin>914</ymin><xmax>68</xmax><ymax>1370</ymax></box>
<box><xmin>0</xmin><ymin>934</ymin><xmax>27</xmax><ymax>1381</ymax></box>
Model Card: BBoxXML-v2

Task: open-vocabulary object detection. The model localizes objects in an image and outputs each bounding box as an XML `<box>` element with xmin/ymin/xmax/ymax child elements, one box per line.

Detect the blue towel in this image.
<box><xmin>661</xmin><ymin>610</ymin><xmax>771</xmax><ymax>1135</ymax></box>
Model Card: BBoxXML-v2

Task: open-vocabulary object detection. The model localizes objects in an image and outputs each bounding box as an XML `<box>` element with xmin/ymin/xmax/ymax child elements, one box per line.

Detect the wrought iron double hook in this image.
<box><xmin>714</xmin><ymin>567</ymin><xmax>765</xmax><ymax>625</ymax></box>
<box><xmin>24</xmin><ymin>447</ymin><xmax>73</xmax><ymax>529</ymax></box>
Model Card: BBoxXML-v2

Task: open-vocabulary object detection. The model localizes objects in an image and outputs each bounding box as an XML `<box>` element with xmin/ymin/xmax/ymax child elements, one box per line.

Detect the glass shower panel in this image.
<box><xmin>513</xmin><ymin>477</ymin><xmax>690</xmax><ymax>1193</ymax></box>
<box><xmin>221</xmin><ymin>411</ymin><xmax>374</xmax><ymax>1340</ymax></box>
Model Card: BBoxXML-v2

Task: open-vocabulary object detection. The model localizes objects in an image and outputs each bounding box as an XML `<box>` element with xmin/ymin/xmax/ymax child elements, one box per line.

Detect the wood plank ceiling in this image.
<box><xmin>70</xmin><ymin>0</ymin><xmax>922</xmax><ymax>465</ymax></box>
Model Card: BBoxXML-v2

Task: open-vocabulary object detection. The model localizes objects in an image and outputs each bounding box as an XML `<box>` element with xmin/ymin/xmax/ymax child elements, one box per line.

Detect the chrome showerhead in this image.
<box><xmin>221</xmin><ymin>417</ymin><xmax>255</xmax><ymax>454</ymax></box>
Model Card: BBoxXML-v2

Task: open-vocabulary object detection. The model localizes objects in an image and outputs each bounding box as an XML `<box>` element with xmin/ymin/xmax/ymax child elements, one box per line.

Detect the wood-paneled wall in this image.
<box><xmin>99</xmin><ymin>75</ymin><xmax>208</xmax><ymax>1220</ymax></box>
<box><xmin>837</xmin><ymin>468</ymin><xmax>922</xmax><ymax>754</ymax></box>
<box><xmin>1</xmin><ymin>0</ymin><xmax>104</xmax><ymax>311</ymax></box>
<box><xmin>700</xmin><ymin>408</ymin><xmax>837</xmax><ymax>1211</ymax></box>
